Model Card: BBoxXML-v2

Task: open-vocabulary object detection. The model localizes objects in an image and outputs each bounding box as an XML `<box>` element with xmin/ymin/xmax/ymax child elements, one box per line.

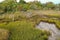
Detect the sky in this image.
<box><xmin>0</xmin><ymin>0</ymin><xmax>60</xmax><ymax>4</ymax></box>
<box><xmin>39</xmin><ymin>0</ymin><xmax>60</xmax><ymax>4</ymax></box>
<box><xmin>25</xmin><ymin>0</ymin><xmax>60</xmax><ymax>4</ymax></box>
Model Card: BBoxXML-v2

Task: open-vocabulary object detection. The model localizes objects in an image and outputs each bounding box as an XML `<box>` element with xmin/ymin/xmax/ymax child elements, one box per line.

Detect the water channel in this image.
<box><xmin>36</xmin><ymin>22</ymin><xmax>60</xmax><ymax>40</ymax></box>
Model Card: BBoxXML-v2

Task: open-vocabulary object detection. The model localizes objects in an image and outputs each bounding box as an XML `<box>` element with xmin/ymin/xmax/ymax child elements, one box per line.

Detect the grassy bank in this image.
<box><xmin>29</xmin><ymin>15</ymin><xmax>60</xmax><ymax>29</ymax></box>
<box><xmin>0</xmin><ymin>21</ymin><xmax>50</xmax><ymax>40</ymax></box>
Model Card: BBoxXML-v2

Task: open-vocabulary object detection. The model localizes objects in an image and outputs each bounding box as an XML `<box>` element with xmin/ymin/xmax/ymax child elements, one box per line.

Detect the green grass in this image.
<box><xmin>0</xmin><ymin>21</ymin><xmax>50</xmax><ymax>40</ymax></box>
<box><xmin>0</xmin><ymin>11</ymin><xmax>60</xmax><ymax>40</ymax></box>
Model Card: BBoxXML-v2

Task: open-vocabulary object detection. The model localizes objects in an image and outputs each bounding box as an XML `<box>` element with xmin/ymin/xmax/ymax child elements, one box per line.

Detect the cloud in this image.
<box><xmin>0</xmin><ymin>0</ymin><xmax>4</xmax><ymax>2</ymax></box>
<box><xmin>25</xmin><ymin>0</ymin><xmax>34</xmax><ymax>2</ymax></box>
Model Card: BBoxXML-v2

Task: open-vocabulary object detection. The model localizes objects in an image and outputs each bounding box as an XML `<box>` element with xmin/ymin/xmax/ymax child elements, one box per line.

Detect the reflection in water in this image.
<box><xmin>36</xmin><ymin>22</ymin><xmax>60</xmax><ymax>40</ymax></box>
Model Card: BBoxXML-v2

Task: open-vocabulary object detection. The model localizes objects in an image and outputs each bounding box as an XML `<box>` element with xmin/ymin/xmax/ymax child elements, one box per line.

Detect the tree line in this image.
<box><xmin>0</xmin><ymin>0</ymin><xmax>60</xmax><ymax>14</ymax></box>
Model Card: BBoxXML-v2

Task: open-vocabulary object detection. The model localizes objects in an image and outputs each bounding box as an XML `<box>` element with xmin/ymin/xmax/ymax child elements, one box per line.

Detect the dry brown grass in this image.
<box><xmin>27</xmin><ymin>10</ymin><xmax>60</xmax><ymax>15</ymax></box>
<box><xmin>0</xmin><ymin>29</ymin><xmax>9</xmax><ymax>40</ymax></box>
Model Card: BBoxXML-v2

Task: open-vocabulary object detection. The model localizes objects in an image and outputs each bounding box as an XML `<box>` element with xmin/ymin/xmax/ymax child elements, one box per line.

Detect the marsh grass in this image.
<box><xmin>29</xmin><ymin>15</ymin><xmax>60</xmax><ymax>29</ymax></box>
<box><xmin>0</xmin><ymin>11</ymin><xmax>60</xmax><ymax>40</ymax></box>
<box><xmin>0</xmin><ymin>21</ymin><xmax>50</xmax><ymax>40</ymax></box>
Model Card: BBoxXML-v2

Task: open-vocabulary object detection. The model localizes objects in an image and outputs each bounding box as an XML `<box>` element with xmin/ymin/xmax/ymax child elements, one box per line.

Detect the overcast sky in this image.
<box><xmin>25</xmin><ymin>0</ymin><xmax>60</xmax><ymax>4</ymax></box>
<box><xmin>0</xmin><ymin>0</ymin><xmax>60</xmax><ymax>4</ymax></box>
<box><xmin>39</xmin><ymin>0</ymin><xmax>60</xmax><ymax>4</ymax></box>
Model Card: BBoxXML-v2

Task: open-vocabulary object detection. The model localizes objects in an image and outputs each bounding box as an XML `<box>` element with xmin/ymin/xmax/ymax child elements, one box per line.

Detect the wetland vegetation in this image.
<box><xmin>0</xmin><ymin>0</ymin><xmax>60</xmax><ymax>40</ymax></box>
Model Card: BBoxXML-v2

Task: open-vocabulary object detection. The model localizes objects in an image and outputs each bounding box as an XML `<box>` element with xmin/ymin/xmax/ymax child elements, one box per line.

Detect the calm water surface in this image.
<box><xmin>36</xmin><ymin>22</ymin><xmax>60</xmax><ymax>40</ymax></box>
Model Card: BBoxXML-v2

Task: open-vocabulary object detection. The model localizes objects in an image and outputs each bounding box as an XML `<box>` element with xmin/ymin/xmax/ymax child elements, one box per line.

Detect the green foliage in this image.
<box><xmin>0</xmin><ymin>21</ymin><xmax>50</xmax><ymax>40</ymax></box>
<box><xmin>20</xmin><ymin>0</ymin><xmax>26</xmax><ymax>4</ymax></box>
<box><xmin>18</xmin><ymin>3</ymin><xmax>30</xmax><ymax>11</ymax></box>
<box><xmin>29</xmin><ymin>1</ymin><xmax>42</xmax><ymax>10</ymax></box>
<box><xmin>0</xmin><ymin>0</ymin><xmax>18</xmax><ymax>13</ymax></box>
<box><xmin>46</xmin><ymin>2</ymin><xmax>55</xmax><ymax>9</ymax></box>
<box><xmin>0</xmin><ymin>0</ymin><xmax>60</xmax><ymax>13</ymax></box>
